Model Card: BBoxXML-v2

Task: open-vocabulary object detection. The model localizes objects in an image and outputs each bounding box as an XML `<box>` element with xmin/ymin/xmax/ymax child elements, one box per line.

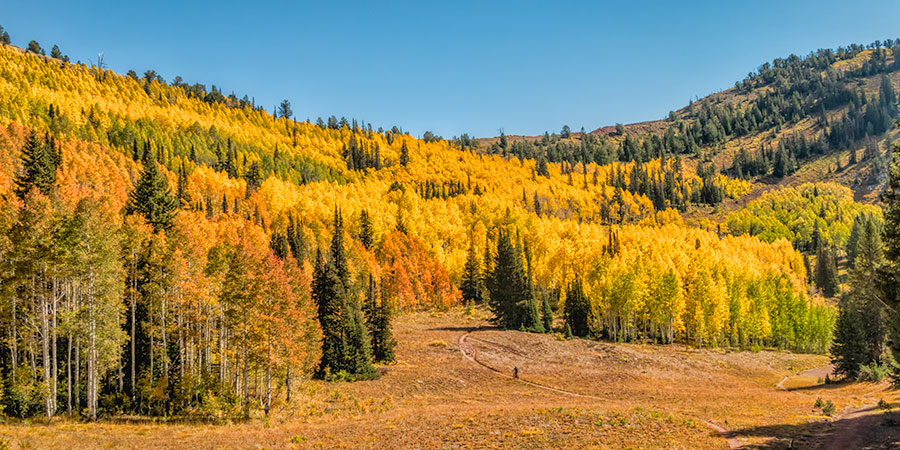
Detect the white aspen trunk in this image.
<box><xmin>41</xmin><ymin>271</ymin><xmax>51</xmax><ymax>418</ymax></box>
<box><xmin>66</xmin><ymin>329</ymin><xmax>72</xmax><ymax>415</ymax></box>
<box><xmin>265</xmin><ymin>332</ymin><xmax>271</xmax><ymax>417</ymax></box>
<box><xmin>129</xmin><ymin>257</ymin><xmax>137</xmax><ymax>397</ymax></box>
<box><xmin>51</xmin><ymin>278</ymin><xmax>59</xmax><ymax>415</ymax></box>
<box><xmin>242</xmin><ymin>310</ymin><xmax>248</xmax><ymax>419</ymax></box>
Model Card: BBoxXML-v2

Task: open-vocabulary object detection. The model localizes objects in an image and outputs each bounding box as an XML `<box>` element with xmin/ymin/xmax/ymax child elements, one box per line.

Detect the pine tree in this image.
<box><xmin>14</xmin><ymin>132</ymin><xmax>57</xmax><ymax>200</ymax></box>
<box><xmin>564</xmin><ymin>279</ymin><xmax>591</xmax><ymax>337</ymax></box>
<box><xmin>814</xmin><ymin>243</ymin><xmax>840</xmax><ymax>298</ymax></box>
<box><xmin>124</xmin><ymin>154</ymin><xmax>178</xmax><ymax>232</ymax></box>
<box><xmin>313</xmin><ymin>210</ymin><xmax>374</xmax><ymax>379</ymax></box>
<box><xmin>540</xmin><ymin>295</ymin><xmax>553</xmax><ymax>332</ymax></box>
<box><xmin>521</xmin><ymin>243</ymin><xmax>544</xmax><ymax>333</ymax></box>
<box><xmin>176</xmin><ymin>162</ymin><xmax>191</xmax><ymax>207</ymax></box>
<box><xmin>487</xmin><ymin>230</ymin><xmax>527</xmax><ymax>329</ymax></box>
<box><xmin>371</xmin><ymin>283</ymin><xmax>396</xmax><ymax>363</ymax></box>
<box><xmin>831</xmin><ymin>297</ymin><xmax>869</xmax><ymax>378</ymax></box>
<box><xmin>358</xmin><ymin>210</ymin><xmax>374</xmax><ymax>250</ymax></box>
<box><xmin>460</xmin><ymin>238</ymin><xmax>482</xmax><ymax>304</ymax></box>
<box><xmin>878</xmin><ymin>137</ymin><xmax>900</xmax><ymax>375</ymax></box>
<box><xmin>850</xmin><ymin>218</ymin><xmax>887</xmax><ymax>363</ymax></box>
<box><xmin>399</xmin><ymin>141</ymin><xmax>409</xmax><ymax>166</ymax></box>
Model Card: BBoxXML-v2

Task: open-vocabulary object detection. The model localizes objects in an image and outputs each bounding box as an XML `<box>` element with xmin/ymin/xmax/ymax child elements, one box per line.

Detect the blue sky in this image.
<box><xmin>2</xmin><ymin>1</ymin><xmax>899</xmax><ymax>138</ymax></box>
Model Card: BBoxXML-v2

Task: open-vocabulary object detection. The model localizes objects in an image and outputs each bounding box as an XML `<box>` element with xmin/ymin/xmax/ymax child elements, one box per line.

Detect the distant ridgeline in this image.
<box><xmin>481</xmin><ymin>41</ymin><xmax>899</xmax><ymax>182</ymax></box>
<box><xmin>0</xmin><ymin>29</ymin><xmax>894</xmax><ymax>420</ymax></box>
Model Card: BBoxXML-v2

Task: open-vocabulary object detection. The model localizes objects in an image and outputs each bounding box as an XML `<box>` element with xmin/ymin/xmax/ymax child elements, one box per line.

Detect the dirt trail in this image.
<box><xmin>777</xmin><ymin>364</ymin><xmax>892</xmax><ymax>450</ymax></box>
<box><xmin>821</xmin><ymin>383</ymin><xmax>891</xmax><ymax>450</ymax></box>
<box><xmin>457</xmin><ymin>331</ymin><xmax>742</xmax><ymax>449</ymax></box>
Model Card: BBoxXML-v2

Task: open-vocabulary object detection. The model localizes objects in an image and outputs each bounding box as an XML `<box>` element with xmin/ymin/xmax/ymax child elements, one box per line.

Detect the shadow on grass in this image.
<box><xmin>725</xmin><ymin>409</ymin><xmax>900</xmax><ymax>449</ymax></box>
<box><xmin>427</xmin><ymin>325</ymin><xmax>498</xmax><ymax>333</ymax></box>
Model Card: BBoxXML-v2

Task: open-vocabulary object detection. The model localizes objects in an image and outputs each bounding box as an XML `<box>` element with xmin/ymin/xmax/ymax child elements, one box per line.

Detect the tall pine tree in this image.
<box><xmin>125</xmin><ymin>152</ymin><xmax>178</xmax><ymax>232</ymax></box>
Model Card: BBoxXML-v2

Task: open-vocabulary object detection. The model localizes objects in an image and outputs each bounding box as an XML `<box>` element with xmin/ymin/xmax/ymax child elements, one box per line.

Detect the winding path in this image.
<box><xmin>776</xmin><ymin>364</ymin><xmax>891</xmax><ymax>450</ymax></box>
<box><xmin>457</xmin><ymin>331</ymin><xmax>742</xmax><ymax>449</ymax></box>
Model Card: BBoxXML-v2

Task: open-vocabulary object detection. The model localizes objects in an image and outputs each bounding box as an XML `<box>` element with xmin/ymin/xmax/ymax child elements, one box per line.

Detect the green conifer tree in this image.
<box><xmin>14</xmin><ymin>132</ymin><xmax>57</xmax><ymax>200</ymax></box>
<box><xmin>124</xmin><ymin>153</ymin><xmax>177</xmax><ymax>232</ymax></box>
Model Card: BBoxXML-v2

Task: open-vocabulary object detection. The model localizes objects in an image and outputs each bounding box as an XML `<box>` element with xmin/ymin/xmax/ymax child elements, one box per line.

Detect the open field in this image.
<box><xmin>0</xmin><ymin>308</ymin><xmax>896</xmax><ymax>449</ymax></box>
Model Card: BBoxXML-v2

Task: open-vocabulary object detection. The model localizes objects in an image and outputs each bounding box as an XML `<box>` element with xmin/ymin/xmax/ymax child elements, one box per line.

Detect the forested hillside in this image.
<box><xmin>0</xmin><ymin>30</ymin><xmax>895</xmax><ymax>420</ymax></box>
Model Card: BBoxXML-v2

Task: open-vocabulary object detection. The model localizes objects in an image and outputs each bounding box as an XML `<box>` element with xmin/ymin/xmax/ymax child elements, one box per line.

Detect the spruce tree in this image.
<box><xmin>851</xmin><ymin>218</ymin><xmax>887</xmax><ymax>363</ymax></box>
<box><xmin>487</xmin><ymin>230</ymin><xmax>527</xmax><ymax>329</ymax></box>
<box><xmin>832</xmin><ymin>297</ymin><xmax>869</xmax><ymax>378</ymax></box>
<box><xmin>176</xmin><ymin>162</ymin><xmax>191</xmax><ymax>207</ymax></box>
<box><xmin>540</xmin><ymin>295</ymin><xmax>553</xmax><ymax>332</ymax></box>
<box><xmin>460</xmin><ymin>238</ymin><xmax>482</xmax><ymax>304</ymax></box>
<box><xmin>879</xmin><ymin>137</ymin><xmax>900</xmax><ymax>376</ymax></box>
<box><xmin>564</xmin><ymin>279</ymin><xmax>591</xmax><ymax>337</ymax></box>
<box><xmin>313</xmin><ymin>210</ymin><xmax>375</xmax><ymax>379</ymax></box>
<box><xmin>521</xmin><ymin>243</ymin><xmax>544</xmax><ymax>333</ymax></box>
<box><xmin>358</xmin><ymin>210</ymin><xmax>374</xmax><ymax>250</ymax></box>
<box><xmin>400</xmin><ymin>141</ymin><xmax>409</xmax><ymax>166</ymax></box>
<box><xmin>14</xmin><ymin>132</ymin><xmax>57</xmax><ymax>200</ymax></box>
<box><xmin>125</xmin><ymin>153</ymin><xmax>178</xmax><ymax>232</ymax></box>
<box><xmin>371</xmin><ymin>284</ymin><xmax>396</xmax><ymax>363</ymax></box>
<box><xmin>815</xmin><ymin>242</ymin><xmax>840</xmax><ymax>298</ymax></box>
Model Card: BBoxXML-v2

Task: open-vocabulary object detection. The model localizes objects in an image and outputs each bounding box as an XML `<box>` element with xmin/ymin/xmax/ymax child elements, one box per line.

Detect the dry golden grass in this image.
<box><xmin>0</xmin><ymin>308</ymin><xmax>895</xmax><ymax>449</ymax></box>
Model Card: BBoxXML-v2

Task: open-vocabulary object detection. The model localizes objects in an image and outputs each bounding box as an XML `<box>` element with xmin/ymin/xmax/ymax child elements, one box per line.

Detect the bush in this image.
<box><xmin>857</xmin><ymin>362</ymin><xmax>890</xmax><ymax>382</ymax></box>
<box><xmin>814</xmin><ymin>397</ymin><xmax>823</xmax><ymax>408</ymax></box>
<box><xmin>823</xmin><ymin>400</ymin><xmax>836</xmax><ymax>416</ymax></box>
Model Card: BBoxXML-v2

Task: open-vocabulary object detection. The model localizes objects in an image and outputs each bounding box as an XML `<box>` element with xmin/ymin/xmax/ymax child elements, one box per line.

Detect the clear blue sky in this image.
<box><xmin>2</xmin><ymin>1</ymin><xmax>899</xmax><ymax>138</ymax></box>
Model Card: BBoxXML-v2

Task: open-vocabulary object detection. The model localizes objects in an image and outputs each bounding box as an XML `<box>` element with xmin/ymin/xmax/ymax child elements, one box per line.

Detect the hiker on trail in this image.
<box><xmin>513</xmin><ymin>366</ymin><xmax>519</xmax><ymax>379</ymax></box>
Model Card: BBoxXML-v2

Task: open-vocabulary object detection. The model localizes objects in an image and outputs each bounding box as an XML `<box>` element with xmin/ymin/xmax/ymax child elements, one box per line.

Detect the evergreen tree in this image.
<box><xmin>358</xmin><ymin>210</ymin><xmax>374</xmax><ymax>250</ymax></box>
<box><xmin>460</xmin><ymin>238</ymin><xmax>482</xmax><ymax>304</ymax></box>
<box><xmin>540</xmin><ymin>295</ymin><xmax>553</xmax><ymax>332</ymax></box>
<box><xmin>564</xmin><ymin>279</ymin><xmax>591</xmax><ymax>337</ymax></box>
<box><xmin>852</xmin><ymin>217</ymin><xmax>887</xmax><ymax>362</ymax></box>
<box><xmin>399</xmin><ymin>141</ymin><xmax>410</xmax><ymax>167</ymax></box>
<box><xmin>486</xmin><ymin>230</ymin><xmax>527</xmax><ymax>329</ymax></box>
<box><xmin>371</xmin><ymin>283</ymin><xmax>396</xmax><ymax>363</ymax></box>
<box><xmin>831</xmin><ymin>297</ymin><xmax>869</xmax><ymax>378</ymax></box>
<box><xmin>176</xmin><ymin>162</ymin><xmax>191</xmax><ymax>207</ymax></box>
<box><xmin>243</xmin><ymin>162</ymin><xmax>262</xmax><ymax>195</ymax></box>
<box><xmin>878</xmin><ymin>137</ymin><xmax>900</xmax><ymax>375</ymax></box>
<box><xmin>814</xmin><ymin>242</ymin><xmax>840</xmax><ymax>297</ymax></box>
<box><xmin>521</xmin><ymin>243</ymin><xmax>544</xmax><ymax>333</ymax></box>
<box><xmin>313</xmin><ymin>210</ymin><xmax>374</xmax><ymax>379</ymax></box>
<box><xmin>14</xmin><ymin>132</ymin><xmax>57</xmax><ymax>200</ymax></box>
<box><xmin>124</xmin><ymin>155</ymin><xmax>178</xmax><ymax>232</ymax></box>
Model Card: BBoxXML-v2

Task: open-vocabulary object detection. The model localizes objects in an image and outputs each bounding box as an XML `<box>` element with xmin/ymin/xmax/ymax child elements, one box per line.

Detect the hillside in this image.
<box><xmin>0</xmin><ymin>27</ymin><xmax>898</xmax><ymax>449</ymax></box>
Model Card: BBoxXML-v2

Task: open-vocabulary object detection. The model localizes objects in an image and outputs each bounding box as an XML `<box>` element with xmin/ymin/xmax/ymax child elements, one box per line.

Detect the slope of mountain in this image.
<box><xmin>0</xmin><ymin>35</ymin><xmax>896</xmax><ymax>421</ymax></box>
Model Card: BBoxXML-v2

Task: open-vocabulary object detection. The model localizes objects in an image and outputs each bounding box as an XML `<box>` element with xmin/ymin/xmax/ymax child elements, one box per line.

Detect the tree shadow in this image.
<box><xmin>726</xmin><ymin>409</ymin><xmax>900</xmax><ymax>449</ymax></box>
<box><xmin>427</xmin><ymin>325</ymin><xmax>498</xmax><ymax>332</ymax></box>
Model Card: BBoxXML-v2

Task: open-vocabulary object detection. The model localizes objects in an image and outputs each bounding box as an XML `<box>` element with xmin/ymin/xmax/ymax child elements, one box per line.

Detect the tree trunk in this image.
<box><xmin>265</xmin><ymin>333</ymin><xmax>271</xmax><ymax>417</ymax></box>
<box><xmin>242</xmin><ymin>310</ymin><xmax>249</xmax><ymax>419</ymax></box>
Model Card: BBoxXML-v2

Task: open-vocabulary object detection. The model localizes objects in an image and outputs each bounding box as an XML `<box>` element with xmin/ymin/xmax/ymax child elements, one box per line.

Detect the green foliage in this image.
<box><xmin>460</xmin><ymin>238</ymin><xmax>483</xmax><ymax>304</ymax></box>
<box><xmin>540</xmin><ymin>295</ymin><xmax>554</xmax><ymax>333</ymax></box>
<box><xmin>125</xmin><ymin>154</ymin><xmax>178</xmax><ymax>232</ymax></box>
<box><xmin>857</xmin><ymin>362</ymin><xmax>890</xmax><ymax>382</ymax></box>
<box><xmin>313</xmin><ymin>211</ymin><xmax>375</xmax><ymax>379</ymax></box>
<box><xmin>822</xmin><ymin>400</ymin><xmax>836</xmax><ymax>416</ymax></box>
<box><xmin>831</xmin><ymin>297</ymin><xmax>869</xmax><ymax>378</ymax></box>
<box><xmin>14</xmin><ymin>132</ymin><xmax>59</xmax><ymax>200</ymax></box>
<box><xmin>564</xmin><ymin>279</ymin><xmax>592</xmax><ymax>337</ymax></box>
<box><xmin>486</xmin><ymin>229</ymin><xmax>528</xmax><ymax>329</ymax></box>
<box><xmin>727</xmin><ymin>183</ymin><xmax>882</xmax><ymax>253</ymax></box>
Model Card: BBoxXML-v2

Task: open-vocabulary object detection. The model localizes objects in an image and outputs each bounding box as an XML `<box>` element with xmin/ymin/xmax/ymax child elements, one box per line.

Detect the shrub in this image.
<box><xmin>823</xmin><ymin>400</ymin><xmax>836</xmax><ymax>416</ymax></box>
<box><xmin>857</xmin><ymin>362</ymin><xmax>890</xmax><ymax>382</ymax></box>
<box><xmin>814</xmin><ymin>397</ymin><xmax>823</xmax><ymax>408</ymax></box>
